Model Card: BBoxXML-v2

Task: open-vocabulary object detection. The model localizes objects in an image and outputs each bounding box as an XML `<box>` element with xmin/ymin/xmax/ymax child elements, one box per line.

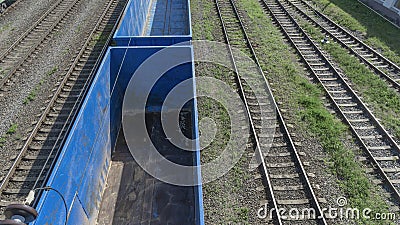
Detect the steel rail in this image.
<box><xmin>216</xmin><ymin>0</ymin><xmax>327</xmax><ymax>223</ymax></box>
<box><xmin>0</xmin><ymin>0</ymin><xmax>68</xmax><ymax>59</ymax></box>
<box><xmin>32</xmin><ymin>0</ymin><xmax>119</xmax><ymax>191</ymax></box>
<box><xmin>229</xmin><ymin>0</ymin><xmax>327</xmax><ymax>223</ymax></box>
<box><xmin>0</xmin><ymin>0</ymin><xmax>80</xmax><ymax>195</ymax></box>
<box><xmin>282</xmin><ymin>0</ymin><xmax>400</xmax><ymax>92</ymax></box>
<box><xmin>300</xmin><ymin>0</ymin><xmax>400</xmax><ymax>73</ymax></box>
<box><xmin>261</xmin><ymin>0</ymin><xmax>400</xmax><ymax>202</ymax></box>
<box><xmin>0</xmin><ymin>0</ymin><xmax>81</xmax><ymax>90</ymax></box>
<box><xmin>215</xmin><ymin>0</ymin><xmax>281</xmax><ymax>223</ymax></box>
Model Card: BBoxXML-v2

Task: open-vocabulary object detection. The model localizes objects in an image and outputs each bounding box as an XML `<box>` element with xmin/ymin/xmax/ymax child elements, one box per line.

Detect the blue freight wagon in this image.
<box><xmin>22</xmin><ymin>0</ymin><xmax>203</xmax><ymax>224</ymax></box>
<box><xmin>113</xmin><ymin>0</ymin><xmax>192</xmax><ymax>46</ymax></box>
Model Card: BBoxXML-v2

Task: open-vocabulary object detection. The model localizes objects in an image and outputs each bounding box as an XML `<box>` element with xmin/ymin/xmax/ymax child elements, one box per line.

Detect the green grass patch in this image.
<box><xmin>301</xmin><ymin>20</ymin><xmax>400</xmax><ymax>139</ymax></box>
<box><xmin>310</xmin><ymin>0</ymin><xmax>400</xmax><ymax>65</ymax></box>
<box><xmin>192</xmin><ymin>1</ymin><xmax>254</xmax><ymax>223</ymax></box>
<box><xmin>1</xmin><ymin>123</ymin><xmax>21</xmax><ymax>146</ymax></box>
<box><xmin>76</xmin><ymin>24</ymin><xmax>82</xmax><ymax>33</ymax></box>
<box><xmin>235</xmin><ymin>207</ymin><xmax>249</xmax><ymax>222</ymax></box>
<box><xmin>63</xmin><ymin>48</ymin><xmax>70</xmax><ymax>55</ymax></box>
<box><xmin>90</xmin><ymin>33</ymin><xmax>108</xmax><ymax>46</ymax></box>
<box><xmin>0</xmin><ymin>137</ymin><xmax>6</xmax><ymax>147</ymax></box>
<box><xmin>237</xmin><ymin>0</ymin><xmax>392</xmax><ymax>223</ymax></box>
<box><xmin>6</xmin><ymin>123</ymin><xmax>17</xmax><ymax>135</ymax></box>
<box><xmin>0</xmin><ymin>23</ymin><xmax>11</xmax><ymax>33</ymax></box>
<box><xmin>191</xmin><ymin>0</ymin><xmax>223</xmax><ymax>41</ymax></box>
<box><xmin>47</xmin><ymin>66</ymin><xmax>58</xmax><ymax>76</ymax></box>
<box><xmin>297</xmin><ymin>93</ymin><xmax>390</xmax><ymax>224</ymax></box>
<box><xmin>310</xmin><ymin>0</ymin><xmax>365</xmax><ymax>32</ymax></box>
<box><xmin>196</xmin><ymin>62</ymin><xmax>251</xmax><ymax>223</ymax></box>
<box><xmin>23</xmin><ymin>88</ymin><xmax>37</xmax><ymax>104</ymax></box>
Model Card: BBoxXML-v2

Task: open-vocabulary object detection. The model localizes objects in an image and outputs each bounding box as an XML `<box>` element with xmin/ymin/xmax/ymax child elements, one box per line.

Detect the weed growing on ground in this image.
<box><xmin>47</xmin><ymin>66</ymin><xmax>58</xmax><ymax>76</ymax></box>
<box><xmin>0</xmin><ymin>137</ymin><xmax>5</xmax><ymax>147</ymax></box>
<box><xmin>23</xmin><ymin>89</ymin><xmax>37</xmax><ymax>104</ymax></box>
<box><xmin>91</xmin><ymin>33</ymin><xmax>108</xmax><ymax>46</ymax></box>
<box><xmin>192</xmin><ymin>0</ymin><xmax>255</xmax><ymax>222</ymax></box>
<box><xmin>0</xmin><ymin>23</ymin><xmax>11</xmax><ymax>33</ymax></box>
<box><xmin>1</xmin><ymin>124</ymin><xmax>21</xmax><ymax>147</ymax></box>
<box><xmin>7</xmin><ymin>123</ymin><xmax>17</xmax><ymax>134</ymax></box>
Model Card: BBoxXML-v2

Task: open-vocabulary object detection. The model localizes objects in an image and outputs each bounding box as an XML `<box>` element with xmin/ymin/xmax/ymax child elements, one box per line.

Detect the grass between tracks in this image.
<box><xmin>236</xmin><ymin>0</ymin><xmax>391</xmax><ymax>223</ymax></box>
<box><xmin>0</xmin><ymin>123</ymin><xmax>20</xmax><ymax>147</ymax></box>
<box><xmin>0</xmin><ymin>137</ymin><xmax>5</xmax><ymax>147</ymax></box>
<box><xmin>196</xmin><ymin>64</ymin><xmax>252</xmax><ymax>223</ymax></box>
<box><xmin>191</xmin><ymin>0</ymin><xmax>254</xmax><ymax>223</ymax></box>
<box><xmin>0</xmin><ymin>23</ymin><xmax>11</xmax><ymax>33</ymax></box>
<box><xmin>90</xmin><ymin>33</ymin><xmax>109</xmax><ymax>47</ymax></box>
<box><xmin>309</xmin><ymin>0</ymin><xmax>400</xmax><ymax>65</ymax></box>
<box><xmin>6</xmin><ymin>123</ymin><xmax>17</xmax><ymax>134</ymax></box>
<box><xmin>299</xmin><ymin>19</ymin><xmax>400</xmax><ymax>140</ymax></box>
<box><xmin>23</xmin><ymin>88</ymin><xmax>37</xmax><ymax>104</ymax></box>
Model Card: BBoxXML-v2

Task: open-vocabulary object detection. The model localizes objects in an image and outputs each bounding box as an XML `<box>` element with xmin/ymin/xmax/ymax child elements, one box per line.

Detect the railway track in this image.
<box><xmin>280</xmin><ymin>0</ymin><xmax>400</xmax><ymax>91</ymax></box>
<box><xmin>0</xmin><ymin>0</ymin><xmax>127</xmax><ymax>217</ymax></box>
<box><xmin>215</xmin><ymin>0</ymin><xmax>327</xmax><ymax>223</ymax></box>
<box><xmin>0</xmin><ymin>0</ymin><xmax>82</xmax><ymax>92</ymax></box>
<box><xmin>260</xmin><ymin>0</ymin><xmax>400</xmax><ymax>210</ymax></box>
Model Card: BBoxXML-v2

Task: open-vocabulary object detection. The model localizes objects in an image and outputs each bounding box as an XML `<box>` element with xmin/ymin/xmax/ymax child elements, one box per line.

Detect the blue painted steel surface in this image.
<box><xmin>67</xmin><ymin>195</ymin><xmax>90</xmax><ymax>225</ymax></box>
<box><xmin>113</xmin><ymin>47</ymin><xmax>194</xmax><ymax>111</ymax></box>
<box><xmin>33</xmin><ymin>52</ymin><xmax>113</xmax><ymax>225</ymax></box>
<box><xmin>114</xmin><ymin>0</ymin><xmax>152</xmax><ymax>37</ymax></box>
<box><xmin>33</xmin><ymin>46</ymin><xmax>204</xmax><ymax>224</ymax></box>
<box><xmin>190</xmin><ymin>49</ymin><xmax>204</xmax><ymax>225</ymax></box>
<box><xmin>113</xmin><ymin>0</ymin><xmax>192</xmax><ymax>46</ymax></box>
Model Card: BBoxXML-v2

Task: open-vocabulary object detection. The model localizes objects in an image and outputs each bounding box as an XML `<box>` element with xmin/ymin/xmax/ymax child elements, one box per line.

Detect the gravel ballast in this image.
<box><xmin>0</xmin><ymin>0</ymin><xmax>111</xmax><ymax>175</ymax></box>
